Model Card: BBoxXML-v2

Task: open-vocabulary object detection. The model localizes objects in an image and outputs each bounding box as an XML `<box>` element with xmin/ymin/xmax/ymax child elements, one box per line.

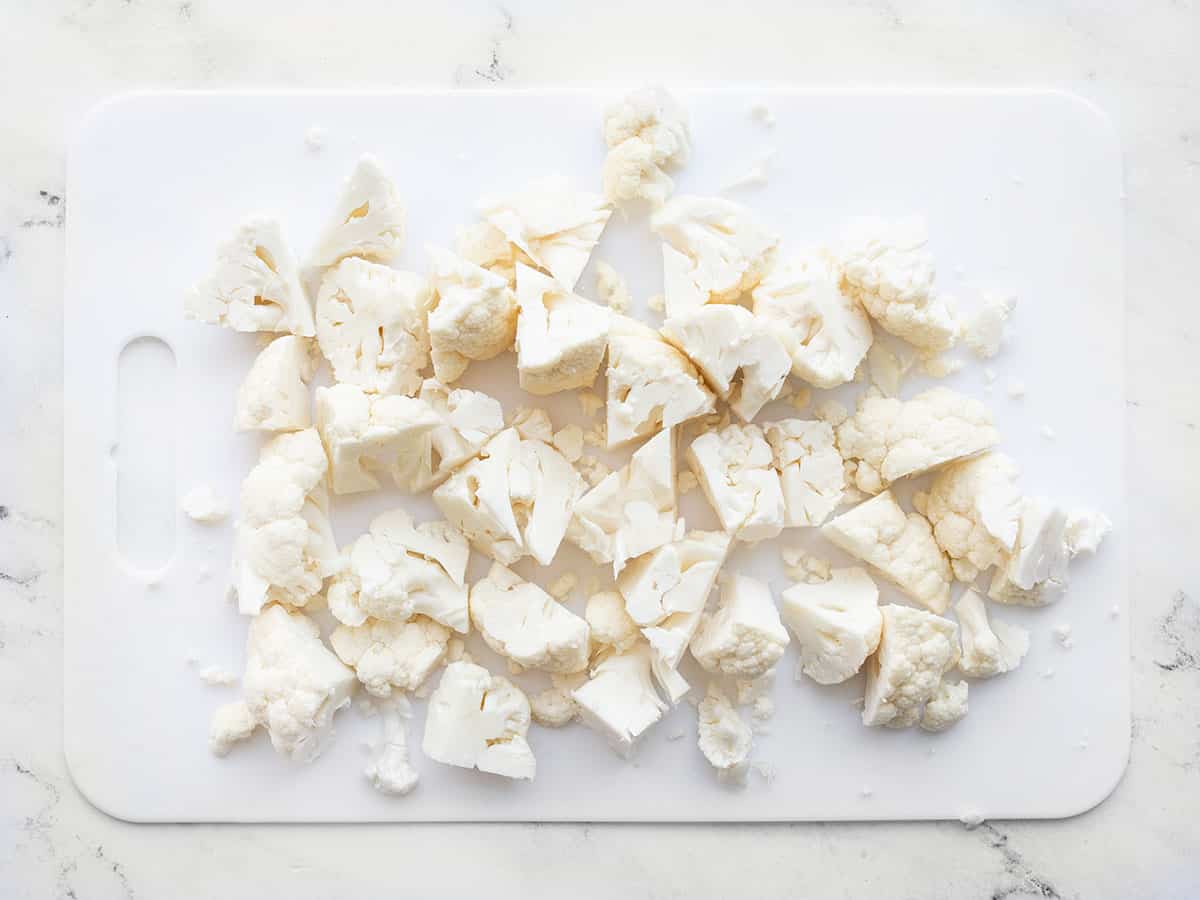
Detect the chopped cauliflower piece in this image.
<box><xmin>863</xmin><ymin>604</ymin><xmax>959</xmax><ymax>729</ymax></box>
<box><xmin>865</xmin><ymin>341</ymin><xmax>914</xmax><ymax>398</ymax></box>
<box><xmin>838</xmin><ymin>217</ymin><xmax>958</xmax><ymax>353</ymax></box>
<box><xmin>691</xmin><ymin>574</ymin><xmax>789</xmax><ymax>678</ymax></box>
<box><xmin>606</xmin><ymin>314</ymin><xmax>716</xmax><ymax>447</ymax></box>
<box><xmin>552</xmin><ymin>424</ymin><xmax>584</xmax><ymax>462</ymax></box>
<box><xmin>963</xmin><ymin>292</ymin><xmax>1016</xmax><ymax>359</ymax></box>
<box><xmin>781</xmin><ymin>567</ymin><xmax>882</xmax><ymax>685</ymax></box>
<box><xmin>566</xmin><ymin>427</ymin><xmax>679</xmax><ymax>575</ymax></box>
<box><xmin>234</xmin><ymin>429</ymin><xmax>337</xmax><ymax>615</ymax></box>
<box><xmin>315</xmin><ymin>257</ymin><xmax>431</xmax><ymax>394</ymax></box>
<box><xmin>764</xmin><ymin>418</ymin><xmax>845</xmax><ymax>527</ymax></box>
<box><xmin>479</xmin><ymin>174</ymin><xmax>612</xmax><ymax>290</ymax></box>
<box><xmin>751</xmin><ymin>251</ymin><xmax>873</xmax><ymax>388</ymax></box>
<box><xmin>514</xmin><ymin>264</ymin><xmax>609</xmax><ymax>395</ymax></box>
<box><xmin>1065</xmin><ymin>508</ymin><xmax>1112</xmax><ymax>556</ymax></box>
<box><xmin>601</xmin><ymin>85</ymin><xmax>691</xmax><ymax>207</ymax></box>
<box><xmin>594</xmin><ymin>261</ymin><xmax>632</xmax><ymax>313</ymax></box>
<box><xmin>454</xmin><ymin>220</ymin><xmax>535</xmax><ymax>287</ymax></box>
<box><xmin>208</xmin><ymin>700</ymin><xmax>257</xmax><ymax>757</ymax></box>
<box><xmin>573</xmin><ymin>643</ymin><xmax>667</xmax><ymax>756</ymax></box>
<box><xmin>780</xmin><ymin>545</ymin><xmax>833</xmax><ymax>584</ymax></box>
<box><xmin>422</xmin><ymin>661</ymin><xmax>536</xmax><ymax>780</ymax></box>
<box><xmin>955</xmin><ymin>590</ymin><xmax>1030</xmax><ymax>678</ymax></box>
<box><xmin>239</xmin><ymin>604</ymin><xmax>356</xmax><ymax>761</ymax></box>
<box><xmin>687</xmin><ymin>424</ymin><xmax>785</xmax><ymax>542</ymax></box>
<box><xmin>186</xmin><ymin>217</ymin><xmax>314</xmax><ymax>336</ymax></box>
<box><xmin>416</xmin><ymin>379</ymin><xmax>506</xmax><ymax>489</ymax></box>
<box><xmin>426</xmin><ymin>245</ymin><xmax>518</xmax><ymax>383</ymax></box>
<box><xmin>920</xmin><ymin>680</ymin><xmax>969</xmax><ymax>732</ymax></box>
<box><xmin>618</xmin><ymin>530</ymin><xmax>731</xmax><ymax>627</ymax></box>
<box><xmin>469</xmin><ymin>563</ymin><xmax>590</xmax><ymax>673</ymax></box>
<box><xmin>365</xmin><ymin>700</ymin><xmax>419</xmax><ymax>795</ymax></box>
<box><xmin>330</xmin><ymin>615</ymin><xmax>451</xmax><ymax>697</ymax></box>
<box><xmin>530</xmin><ymin>685</ymin><xmax>579</xmax><ymax>727</ymax></box>
<box><xmin>510</xmin><ymin>405</ymin><xmax>555</xmax><ymax>442</ymax></box>
<box><xmin>823</xmin><ymin>490</ymin><xmax>952</xmax><ymax>613</ymax></box>
<box><xmin>311</xmin><ymin>154</ymin><xmax>406</xmax><ymax>267</ymax></box>
<box><xmin>987</xmin><ymin>496</ymin><xmax>1070</xmax><ymax>606</ymax></box>
<box><xmin>586</xmin><ymin>590</ymin><xmax>641</xmax><ymax>652</ymax></box>
<box><xmin>697</xmin><ymin>683</ymin><xmax>752</xmax><ymax>782</ymax></box>
<box><xmin>652</xmin><ymin>195</ymin><xmax>778</xmax><ymax>308</ymax></box>
<box><xmin>326</xmin><ymin>508</ymin><xmax>469</xmax><ymax>632</ymax></box>
<box><xmin>181</xmin><ymin>484</ymin><xmax>229</xmax><ymax>524</ymax></box>
<box><xmin>836</xmin><ymin>387</ymin><xmax>1000</xmax><ymax>494</ymax></box>
<box><xmin>236</xmin><ymin>335</ymin><xmax>317</xmax><ymax>432</ymax></box>
<box><xmin>924</xmin><ymin>452</ymin><xmax>1023</xmax><ymax>581</ymax></box>
<box><xmin>662</xmin><ymin>304</ymin><xmax>790</xmax><ymax>421</ymax></box>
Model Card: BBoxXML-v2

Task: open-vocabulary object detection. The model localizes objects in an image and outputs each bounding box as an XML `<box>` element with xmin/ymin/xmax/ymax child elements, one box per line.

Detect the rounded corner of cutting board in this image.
<box><xmin>62</xmin><ymin>733</ymin><xmax>154</xmax><ymax>825</ymax></box>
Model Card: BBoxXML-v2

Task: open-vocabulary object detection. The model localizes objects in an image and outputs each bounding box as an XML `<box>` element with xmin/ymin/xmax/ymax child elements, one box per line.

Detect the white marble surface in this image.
<box><xmin>1</xmin><ymin>1</ymin><xmax>1198</xmax><ymax>897</ymax></box>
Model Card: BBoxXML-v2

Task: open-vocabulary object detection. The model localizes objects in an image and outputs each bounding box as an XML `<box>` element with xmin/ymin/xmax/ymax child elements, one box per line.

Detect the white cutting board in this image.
<box><xmin>64</xmin><ymin>88</ymin><xmax>1127</xmax><ymax>822</ymax></box>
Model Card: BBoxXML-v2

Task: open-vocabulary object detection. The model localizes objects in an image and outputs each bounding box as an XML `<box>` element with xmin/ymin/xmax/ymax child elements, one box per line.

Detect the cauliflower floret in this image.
<box><xmin>836</xmin><ymin>387</ymin><xmax>1000</xmax><ymax>494</ymax></box>
<box><xmin>364</xmin><ymin>700</ymin><xmax>419</xmax><ymax>795</ymax></box>
<box><xmin>514</xmin><ymin>264</ymin><xmax>609</xmax><ymax>395</ymax></box>
<box><xmin>208</xmin><ymin>700</ymin><xmax>257</xmax><ymax>757</ymax></box>
<box><xmin>652</xmin><ymin>195</ymin><xmax>778</xmax><ymax>307</ymax></box>
<box><xmin>186</xmin><ymin>217</ymin><xmax>314</xmax><ymax>336</ymax></box>
<box><xmin>508</xmin><ymin>431</ymin><xmax>587</xmax><ymax>565</ymax></box>
<box><xmin>924</xmin><ymin>452</ymin><xmax>1023</xmax><ymax>581</ymax></box>
<box><xmin>422</xmin><ymin>661</ymin><xmax>536</xmax><ymax>779</ymax></box>
<box><xmin>690</xmin><ymin>574</ymin><xmax>790</xmax><ymax>678</ymax></box>
<box><xmin>987</xmin><ymin>496</ymin><xmax>1071</xmax><ymax>606</ymax></box>
<box><xmin>687</xmin><ymin>424</ymin><xmax>785</xmax><ymax>542</ymax></box>
<box><xmin>764</xmin><ymin>418</ymin><xmax>845</xmax><ymax>527</ymax></box>
<box><xmin>823</xmin><ymin>490</ymin><xmax>952</xmax><ymax>613</ymax></box>
<box><xmin>781</xmin><ymin>567</ymin><xmax>882</xmax><ymax>685</ymax></box>
<box><xmin>1064</xmin><ymin>507</ymin><xmax>1112</xmax><ymax>557</ymax></box>
<box><xmin>310</xmin><ymin>154</ymin><xmax>406</xmax><ymax>267</ymax></box>
<box><xmin>573</xmin><ymin>643</ymin><xmax>667</xmax><ymax>756</ymax></box>
<box><xmin>697</xmin><ymin>683</ymin><xmax>752</xmax><ymax>782</ymax></box>
<box><xmin>586</xmin><ymin>590</ymin><xmax>641</xmax><ymax>652</ymax></box>
<box><xmin>593</xmin><ymin>260</ymin><xmax>632</xmax><ymax>314</ymax></box>
<box><xmin>235</xmin><ymin>335</ymin><xmax>317</xmax><ymax>432</ymax></box>
<box><xmin>469</xmin><ymin>562</ymin><xmax>591</xmax><ymax>673</ymax></box>
<box><xmin>617</xmin><ymin>530</ymin><xmax>731</xmax><ymax>627</ymax></box>
<box><xmin>606</xmin><ymin>314</ymin><xmax>716</xmax><ymax>447</ymax></box>
<box><xmin>510</xmin><ymin>405</ymin><xmax>555</xmax><ymax>442</ymax></box>
<box><xmin>479</xmin><ymin>174</ymin><xmax>612</xmax><ymax>290</ymax></box>
<box><xmin>601</xmin><ymin>85</ymin><xmax>691</xmax><ymax>207</ymax></box>
<box><xmin>234</xmin><ymin>429</ymin><xmax>337</xmax><ymax>615</ymax></box>
<box><xmin>315</xmin><ymin>257</ymin><xmax>432</xmax><ymax>395</ymax></box>
<box><xmin>963</xmin><ymin>292</ymin><xmax>1016</xmax><ymax>360</ymax></box>
<box><xmin>863</xmin><ymin>604</ymin><xmax>960</xmax><ymax>728</ymax></box>
<box><xmin>662</xmin><ymin>304</ymin><xmax>790</xmax><ymax>422</ymax></box>
<box><xmin>751</xmin><ymin>251</ymin><xmax>873</xmax><ymax>388</ymax></box>
<box><xmin>530</xmin><ymin>684</ymin><xmax>579</xmax><ymax>728</ymax></box>
<box><xmin>426</xmin><ymin>245</ymin><xmax>518</xmax><ymax>383</ymax></box>
<box><xmin>566</xmin><ymin>427</ymin><xmax>679</xmax><ymax>576</ymax></box>
<box><xmin>416</xmin><ymin>379</ymin><xmax>506</xmax><ymax>488</ymax></box>
<box><xmin>181</xmin><ymin>484</ymin><xmax>229</xmax><ymax>524</ymax></box>
<box><xmin>919</xmin><ymin>680</ymin><xmax>969</xmax><ymax>732</ymax></box>
<box><xmin>955</xmin><ymin>590</ymin><xmax>1030</xmax><ymax>678</ymax></box>
<box><xmin>837</xmin><ymin>217</ymin><xmax>957</xmax><ymax>353</ymax></box>
<box><xmin>239</xmin><ymin>604</ymin><xmax>356</xmax><ymax>761</ymax></box>
<box><xmin>330</xmin><ymin>615</ymin><xmax>451</xmax><ymax>697</ymax></box>
<box><xmin>454</xmin><ymin>220</ymin><xmax>535</xmax><ymax>287</ymax></box>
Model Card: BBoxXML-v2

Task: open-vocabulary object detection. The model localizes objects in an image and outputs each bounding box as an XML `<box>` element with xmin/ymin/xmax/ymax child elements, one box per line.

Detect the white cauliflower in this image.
<box><xmin>325</xmin><ymin>508</ymin><xmax>469</xmax><ymax>632</ymax></box>
<box><xmin>233</xmin><ymin>429</ymin><xmax>337</xmax><ymax>615</ymax></box>
<box><xmin>530</xmin><ymin>684</ymin><xmax>579</xmax><ymax>728</ymax></box>
<box><xmin>862</xmin><ymin>604</ymin><xmax>959</xmax><ymax>729</ymax></box>
<box><xmin>425</xmin><ymin>245</ymin><xmax>518</xmax><ymax>383</ymax></box>
<box><xmin>364</xmin><ymin>699</ymin><xmax>420</xmax><ymax>795</ymax></box>
<box><xmin>469</xmin><ymin>562</ymin><xmax>591</xmax><ymax>674</ymax></box>
<box><xmin>601</xmin><ymin>85</ymin><xmax>691</xmax><ymax>207</ymax></box>
<box><xmin>963</xmin><ymin>292</ymin><xmax>1016</xmax><ymax>359</ymax></box>
<box><xmin>919</xmin><ymin>680</ymin><xmax>969</xmax><ymax>732</ymax></box>
<box><xmin>764</xmin><ymin>418</ymin><xmax>845</xmax><ymax>527</ymax></box>
<box><xmin>181</xmin><ymin>484</ymin><xmax>229</xmax><ymax>524</ymax></box>
<box><xmin>514</xmin><ymin>264</ymin><xmax>609</xmax><ymax>395</ymax></box>
<box><xmin>822</xmin><ymin>490</ymin><xmax>952</xmax><ymax>614</ymax></box>
<box><xmin>697</xmin><ymin>683</ymin><xmax>752</xmax><ymax>782</ymax></box>
<box><xmin>310</xmin><ymin>154</ymin><xmax>406</xmax><ymax>267</ymax></box>
<box><xmin>781</xmin><ymin>567</ymin><xmax>882</xmax><ymax>685</ymax></box>
<box><xmin>586</xmin><ymin>590</ymin><xmax>641</xmax><ymax>652</ymax></box>
<box><xmin>573</xmin><ymin>643</ymin><xmax>667</xmax><ymax>756</ymax></box>
<box><xmin>454</xmin><ymin>220</ymin><xmax>536</xmax><ymax>287</ymax></box>
<box><xmin>837</xmin><ymin>217</ymin><xmax>957</xmax><ymax>353</ymax></box>
<box><xmin>923</xmin><ymin>452</ymin><xmax>1023</xmax><ymax>581</ymax></box>
<box><xmin>235</xmin><ymin>335</ymin><xmax>317</xmax><ymax>432</ymax></box>
<box><xmin>186</xmin><ymin>217</ymin><xmax>314</xmax><ymax>336</ymax></box>
<box><xmin>955</xmin><ymin>590</ymin><xmax>1030</xmax><ymax>678</ymax></box>
<box><xmin>315</xmin><ymin>257</ymin><xmax>432</xmax><ymax>394</ymax></box>
<box><xmin>415</xmin><ymin>378</ymin><xmax>506</xmax><ymax>490</ymax></box>
<box><xmin>836</xmin><ymin>387</ymin><xmax>1000</xmax><ymax>494</ymax></box>
<box><xmin>987</xmin><ymin>496</ymin><xmax>1071</xmax><ymax>606</ymax></box>
<box><xmin>751</xmin><ymin>251</ymin><xmax>873</xmax><ymax>388</ymax></box>
<box><xmin>687</xmin><ymin>424</ymin><xmax>785</xmax><ymax>542</ymax></box>
<box><xmin>617</xmin><ymin>530</ymin><xmax>731</xmax><ymax>627</ymax></box>
<box><xmin>690</xmin><ymin>574</ymin><xmax>790</xmax><ymax>678</ymax></box>
<box><xmin>1064</xmin><ymin>507</ymin><xmax>1112</xmax><ymax>557</ymax></box>
<box><xmin>208</xmin><ymin>700</ymin><xmax>257</xmax><ymax>757</ymax></box>
<box><xmin>330</xmin><ymin>615</ymin><xmax>451</xmax><ymax>697</ymax></box>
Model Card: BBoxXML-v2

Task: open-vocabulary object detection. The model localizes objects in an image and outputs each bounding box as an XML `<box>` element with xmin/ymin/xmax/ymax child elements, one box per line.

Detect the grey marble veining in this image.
<box><xmin>1</xmin><ymin>1</ymin><xmax>1198</xmax><ymax>897</ymax></box>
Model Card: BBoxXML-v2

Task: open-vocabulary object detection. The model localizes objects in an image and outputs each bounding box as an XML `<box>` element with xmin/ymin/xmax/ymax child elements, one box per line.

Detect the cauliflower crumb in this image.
<box><xmin>552</xmin><ymin>424</ymin><xmax>584</xmax><ymax>462</ymax></box>
<box><xmin>1007</xmin><ymin>378</ymin><xmax>1026</xmax><ymax>399</ymax></box>
<box><xmin>748</xmin><ymin>100</ymin><xmax>776</xmax><ymax>127</ymax></box>
<box><xmin>305</xmin><ymin>126</ymin><xmax>327</xmax><ymax>152</ymax></box>
<box><xmin>181</xmin><ymin>484</ymin><xmax>229</xmax><ymax>524</ymax></box>
<box><xmin>198</xmin><ymin>666</ymin><xmax>238</xmax><ymax>686</ymax></box>
<box><xmin>548</xmin><ymin>571</ymin><xmax>578</xmax><ymax>600</ymax></box>
<box><xmin>964</xmin><ymin>292</ymin><xmax>1016</xmax><ymax>359</ymax></box>
<box><xmin>919</xmin><ymin>355</ymin><xmax>965</xmax><ymax>379</ymax></box>
<box><xmin>647</xmin><ymin>293</ymin><xmax>665</xmax><ymax>313</ymax></box>
<box><xmin>1040</xmin><ymin>425</ymin><xmax>1057</xmax><ymax>440</ymax></box>
<box><xmin>594</xmin><ymin>260</ymin><xmax>632</xmax><ymax>313</ymax></box>
<box><xmin>511</xmin><ymin>406</ymin><xmax>555</xmax><ymax>442</ymax></box>
<box><xmin>780</xmin><ymin>545</ymin><xmax>833</xmax><ymax>584</ymax></box>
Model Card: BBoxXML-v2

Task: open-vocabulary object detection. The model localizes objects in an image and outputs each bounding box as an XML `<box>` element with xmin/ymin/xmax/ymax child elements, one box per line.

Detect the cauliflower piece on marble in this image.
<box><xmin>781</xmin><ymin>567</ymin><xmax>882</xmax><ymax>685</ymax></box>
<box><xmin>330</xmin><ymin>615</ymin><xmax>451</xmax><ymax>697</ymax></box>
<box><xmin>923</xmin><ymin>452</ymin><xmax>1023</xmax><ymax>582</ymax></box>
<box><xmin>751</xmin><ymin>251</ymin><xmax>873</xmax><ymax>388</ymax></box>
<box><xmin>690</xmin><ymin>574</ymin><xmax>790</xmax><ymax>678</ymax></box>
<box><xmin>764</xmin><ymin>418</ymin><xmax>845</xmax><ymax>527</ymax></box>
<box><xmin>310</xmin><ymin>154</ymin><xmax>406</xmax><ymax>267</ymax></box>
<box><xmin>236</xmin><ymin>335</ymin><xmax>317</xmax><ymax>432</ymax></box>
<box><xmin>573</xmin><ymin>643</ymin><xmax>668</xmax><ymax>757</ymax></box>
<box><xmin>426</xmin><ymin>245</ymin><xmax>518</xmax><ymax>383</ymax></box>
<box><xmin>662</xmin><ymin>304</ymin><xmax>790</xmax><ymax>421</ymax></box>
<box><xmin>479</xmin><ymin>174</ymin><xmax>612</xmax><ymax>290</ymax></box>
<box><xmin>836</xmin><ymin>387</ymin><xmax>1000</xmax><ymax>494</ymax></box>
<box><xmin>326</xmin><ymin>508</ymin><xmax>469</xmax><ymax>632</ymax></box>
<box><xmin>422</xmin><ymin>661</ymin><xmax>536</xmax><ymax>780</ymax></box>
<box><xmin>687</xmin><ymin>424</ymin><xmax>785</xmax><ymax>542</ymax></box>
<box><xmin>586</xmin><ymin>590</ymin><xmax>641</xmax><ymax>652</ymax></box>
<box><xmin>955</xmin><ymin>590</ymin><xmax>1030</xmax><ymax>678</ymax></box>
<box><xmin>234</xmin><ymin>429</ymin><xmax>337</xmax><ymax>615</ymax></box>
<box><xmin>469</xmin><ymin>563</ymin><xmax>591</xmax><ymax>674</ymax></box>
<box><xmin>987</xmin><ymin>496</ymin><xmax>1071</xmax><ymax>607</ymax></box>
<box><xmin>823</xmin><ymin>490</ymin><xmax>952</xmax><ymax>614</ymax></box>
<box><xmin>862</xmin><ymin>604</ymin><xmax>959</xmax><ymax>729</ymax></box>
<box><xmin>697</xmin><ymin>683</ymin><xmax>752</xmax><ymax>783</ymax></box>
<box><xmin>617</xmin><ymin>530</ymin><xmax>731</xmax><ymax>627</ymax></box>
<box><xmin>186</xmin><ymin>217</ymin><xmax>314</xmax><ymax>336</ymax></box>
<box><xmin>837</xmin><ymin>217</ymin><xmax>957</xmax><ymax>353</ymax></box>
<box><xmin>919</xmin><ymin>680</ymin><xmax>969</xmax><ymax>733</ymax></box>
<box><xmin>315</xmin><ymin>257</ymin><xmax>432</xmax><ymax>395</ymax></box>
<box><xmin>601</xmin><ymin>85</ymin><xmax>691</xmax><ymax>207</ymax></box>
<box><xmin>514</xmin><ymin>264</ymin><xmax>609</xmax><ymax>395</ymax></box>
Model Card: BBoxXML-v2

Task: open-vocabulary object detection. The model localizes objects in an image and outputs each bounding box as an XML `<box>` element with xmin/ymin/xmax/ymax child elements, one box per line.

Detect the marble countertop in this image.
<box><xmin>2</xmin><ymin>1</ymin><xmax>1198</xmax><ymax>897</ymax></box>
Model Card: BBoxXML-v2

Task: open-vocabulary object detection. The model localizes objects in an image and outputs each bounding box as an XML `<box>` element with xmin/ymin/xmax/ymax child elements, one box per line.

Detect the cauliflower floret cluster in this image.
<box><xmin>955</xmin><ymin>590</ymin><xmax>1029</xmax><ymax>678</ymax></box>
<box><xmin>236</xmin><ymin>336</ymin><xmax>318</xmax><ymax>433</ymax></box>
<box><xmin>514</xmin><ymin>264</ymin><xmax>609</xmax><ymax>395</ymax></box>
<box><xmin>310</xmin><ymin>154</ymin><xmax>406</xmax><ymax>268</ymax></box>
<box><xmin>920</xmin><ymin>452</ymin><xmax>1022</xmax><ymax>581</ymax></box>
<box><xmin>690</xmin><ymin>574</ymin><xmax>790</xmax><ymax>678</ymax></box>
<box><xmin>330</xmin><ymin>615</ymin><xmax>451</xmax><ymax>698</ymax></box>
<box><xmin>426</xmin><ymin>245</ymin><xmax>519</xmax><ymax>384</ymax></box>
<box><xmin>781</xmin><ymin>567</ymin><xmax>882</xmax><ymax>685</ymax></box>
<box><xmin>862</xmin><ymin>604</ymin><xmax>960</xmax><ymax>729</ymax></box>
<box><xmin>764</xmin><ymin>418</ymin><xmax>845</xmax><ymax>527</ymax></box>
<box><xmin>601</xmin><ymin>85</ymin><xmax>691</xmax><ymax>207</ymax></box>
<box><xmin>687</xmin><ymin>423</ymin><xmax>785</xmax><ymax>542</ymax></box>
